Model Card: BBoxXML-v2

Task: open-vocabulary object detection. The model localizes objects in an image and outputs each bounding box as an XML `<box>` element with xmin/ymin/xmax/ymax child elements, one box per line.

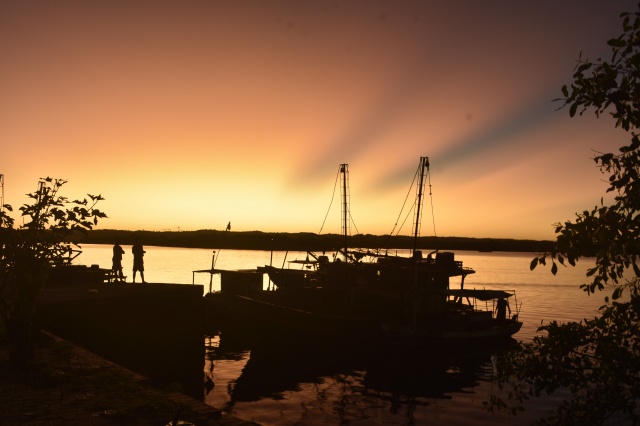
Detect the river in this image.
<box><xmin>76</xmin><ymin>244</ymin><xmax>608</xmax><ymax>425</ymax></box>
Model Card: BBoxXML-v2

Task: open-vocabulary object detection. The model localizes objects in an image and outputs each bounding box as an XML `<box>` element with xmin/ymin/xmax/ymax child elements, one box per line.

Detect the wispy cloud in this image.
<box><xmin>367</xmin><ymin>89</ymin><xmax>563</xmax><ymax>192</ymax></box>
<box><xmin>288</xmin><ymin>55</ymin><xmax>431</xmax><ymax>186</ymax></box>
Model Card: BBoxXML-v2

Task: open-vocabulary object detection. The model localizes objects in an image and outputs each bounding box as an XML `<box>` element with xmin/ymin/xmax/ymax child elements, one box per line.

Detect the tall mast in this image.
<box><xmin>340</xmin><ymin>164</ymin><xmax>350</xmax><ymax>261</ymax></box>
<box><xmin>412</xmin><ymin>157</ymin><xmax>429</xmax><ymax>256</ymax></box>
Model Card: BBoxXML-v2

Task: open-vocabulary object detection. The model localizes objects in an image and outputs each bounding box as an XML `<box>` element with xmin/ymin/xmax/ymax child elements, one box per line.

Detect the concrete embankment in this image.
<box><xmin>37</xmin><ymin>282</ymin><xmax>205</xmax><ymax>398</ymax></box>
<box><xmin>0</xmin><ymin>280</ymin><xmax>262</xmax><ymax>425</ymax></box>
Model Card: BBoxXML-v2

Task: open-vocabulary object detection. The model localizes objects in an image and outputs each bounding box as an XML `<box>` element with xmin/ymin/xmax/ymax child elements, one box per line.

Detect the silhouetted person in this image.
<box><xmin>132</xmin><ymin>240</ymin><xmax>146</xmax><ymax>283</ymax></box>
<box><xmin>495</xmin><ymin>297</ymin><xmax>511</xmax><ymax>322</ymax></box>
<box><xmin>112</xmin><ymin>241</ymin><xmax>125</xmax><ymax>282</ymax></box>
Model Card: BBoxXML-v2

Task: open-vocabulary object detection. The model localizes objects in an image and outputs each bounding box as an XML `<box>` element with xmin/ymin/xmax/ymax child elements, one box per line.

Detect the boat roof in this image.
<box><xmin>442</xmin><ymin>289</ymin><xmax>515</xmax><ymax>301</ymax></box>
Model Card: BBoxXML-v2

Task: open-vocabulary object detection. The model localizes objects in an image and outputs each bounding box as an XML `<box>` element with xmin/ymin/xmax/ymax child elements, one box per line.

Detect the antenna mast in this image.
<box><xmin>412</xmin><ymin>157</ymin><xmax>429</xmax><ymax>256</ymax></box>
<box><xmin>340</xmin><ymin>164</ymin><xmax>350</xmax><ymax>260</ymax></box>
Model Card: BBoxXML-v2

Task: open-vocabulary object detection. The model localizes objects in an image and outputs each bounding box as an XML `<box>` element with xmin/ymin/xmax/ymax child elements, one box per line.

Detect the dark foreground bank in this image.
<box><xmin>84</xmin><ymin>229</ymin><xmax>555</xmax><ymax>253</ymax></box>
<box><xmin>0</xmin><ymin>331</ymin><xmax>259</xmax><ymax>425</ymax></box>
<box><xmin>1</xmin><ymin>280</ymin><xmax>261</xmax><ymax>425</ymax></box>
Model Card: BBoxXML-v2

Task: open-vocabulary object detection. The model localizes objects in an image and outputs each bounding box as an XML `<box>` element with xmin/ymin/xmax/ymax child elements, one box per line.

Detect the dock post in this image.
<box><xmin>209</xmin><ymin>251</ymin><xmax>216</xmax><ymax>294</ymax></box>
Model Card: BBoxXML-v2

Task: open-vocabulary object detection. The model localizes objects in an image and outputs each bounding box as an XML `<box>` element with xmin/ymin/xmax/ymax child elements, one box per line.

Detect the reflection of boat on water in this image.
<box><xmin>364</xmin><ymin>344</ymin><xmax>502</xmax><ymax>399</ymax></box>
<box><xmin>221</xmin><ymin>333</ymin><xmax>368</xmax><ymax>403</ymax></box>
<box><xmin>206</xmin><ymin>157</ymin><xmax>522</xmax><ymax>347</ymax></box>
<box><xmin>204</xmin><ymin>328</ymin><xmax>513</xmax><ymax>406</ymax></box>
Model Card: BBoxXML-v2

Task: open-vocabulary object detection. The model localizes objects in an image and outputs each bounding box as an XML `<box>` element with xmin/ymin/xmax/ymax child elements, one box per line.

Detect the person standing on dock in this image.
<box><xmin>112</xmin><ymin>241</ymin><xmax>125</xmax><ymax>282</ymax></box>
<box><xmin>132</xmin><ymin>239</ymin><xmax>146</xmax><ymax>284</ymax></box>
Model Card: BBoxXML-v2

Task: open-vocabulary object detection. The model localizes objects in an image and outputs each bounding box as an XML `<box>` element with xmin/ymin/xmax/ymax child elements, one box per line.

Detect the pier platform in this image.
<box><xmin>0</xmin><ymin>281</ymin><xmax>260</xmax><ymax>425</ymax></box>
<box><xmin>0</xmin><ymin>331</ymin><xmax>259</xmax><ymax>425</ymax></box>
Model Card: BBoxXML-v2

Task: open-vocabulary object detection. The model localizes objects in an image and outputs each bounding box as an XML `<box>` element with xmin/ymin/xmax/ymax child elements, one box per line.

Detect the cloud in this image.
<box><xmin>287</xmin><ymin>53</ymin><xmax>431</xmax><ymax>187</ymax></box>
<box><xmin>368</xmin><ymin>89</ymin><xmax>563</xmax><ymax>192</ymax></box>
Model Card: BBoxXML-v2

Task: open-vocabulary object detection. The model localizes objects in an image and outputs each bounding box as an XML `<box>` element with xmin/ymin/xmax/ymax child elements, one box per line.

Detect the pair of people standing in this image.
<box><xmin>112</xmin><ymin>240</ymin><xmax>146</xmax><ymax>283</ymax></box>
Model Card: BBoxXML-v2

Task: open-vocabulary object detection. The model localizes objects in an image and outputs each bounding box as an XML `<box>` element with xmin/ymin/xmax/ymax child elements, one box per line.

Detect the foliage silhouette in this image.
<box><xmin>487</xmin><ymin>4</ymin><xmax>640</xmax><ymax>425</ymax></box>
<box><xmin>0</xmin><ymin>178</ymin><xmax>106</xmax><ymax>367</ymax></box>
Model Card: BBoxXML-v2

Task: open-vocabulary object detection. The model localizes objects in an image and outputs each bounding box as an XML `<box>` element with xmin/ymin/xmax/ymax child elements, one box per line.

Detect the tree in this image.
<box><xmin>487</xmin><ymin>4</ymin><xmax>640</xmax><ymax>425</ymax></box>
<box><xmin>0</xmin><ymin>178</ymin><xmax>106</xmax><ymax>367</ymax></box>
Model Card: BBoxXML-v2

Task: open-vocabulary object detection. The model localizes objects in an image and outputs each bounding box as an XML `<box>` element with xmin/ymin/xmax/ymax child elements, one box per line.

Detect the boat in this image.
<box><xmin>257</xmin><ymin>163</ymin><xmax>381</xmax><ymax>294</ymax></box>
<box><xmin>209</xmin><ymin>157</ymin><xmax>523</xmax><ymax>346</ymax></box>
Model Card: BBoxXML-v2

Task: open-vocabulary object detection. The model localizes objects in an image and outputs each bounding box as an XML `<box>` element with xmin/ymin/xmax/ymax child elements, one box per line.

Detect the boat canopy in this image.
<box><xmin>442</xmin><ymin>289</ymin><xmax>515</xmax><ymax>301</ymax></box>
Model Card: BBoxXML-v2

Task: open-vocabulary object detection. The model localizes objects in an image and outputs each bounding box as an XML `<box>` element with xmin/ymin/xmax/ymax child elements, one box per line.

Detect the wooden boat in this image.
<box><xmin>380</xmin><ymin>287</ymin><xmax>522</xmax><ymax>346</ymax></box>
<box><xmin>210</xmin><ymin>157</ymin><xmax>523</xmax><ymax>346</ymax></box>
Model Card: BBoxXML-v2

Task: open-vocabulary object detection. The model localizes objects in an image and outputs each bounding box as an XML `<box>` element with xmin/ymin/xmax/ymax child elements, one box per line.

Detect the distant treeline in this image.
<box><xmin>83</xmin><ymin>229</ymin><xmax>555</xmax><ymax>253</ymax></box>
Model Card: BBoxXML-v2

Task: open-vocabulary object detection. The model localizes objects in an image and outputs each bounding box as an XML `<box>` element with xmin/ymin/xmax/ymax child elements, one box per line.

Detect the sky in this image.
<box><xmin>0</xmin><ymin>1</ymin><xmax>634</xmax><ymax>240</ymax></box>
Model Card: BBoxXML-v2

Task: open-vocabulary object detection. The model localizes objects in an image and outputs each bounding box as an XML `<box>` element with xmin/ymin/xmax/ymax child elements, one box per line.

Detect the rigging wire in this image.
<box><xmin>348</xmin><ymin>211</ymin><xmax>360</xmax><ymax>236</ymax></box>
<box><xmin>399</xmin><ymin>199</ymin><xmax>417</xmax><ymax>237</ymax></box>
<box><xmin>427</xmin><ymin>166</ymin><xmax>437</xmax><ymax>237</ymax></box>
<box><xmin>318</xmin><ymin>167</ymin><xmax>341</xmax><ymax>235</ymax></box>
<box><xmin>318</xmin><ymin>164</ymin><xmax>360</xmax><ymax>237</ymax></box>
<box><xmin>387</xmin><ymin>164</ymin><xmax>420</xmax><ymax>237</ymax></box>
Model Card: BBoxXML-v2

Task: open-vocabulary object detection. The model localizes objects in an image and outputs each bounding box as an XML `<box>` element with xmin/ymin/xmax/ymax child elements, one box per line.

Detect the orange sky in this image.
<box><xmin>0</xmin><ymin>1</ymin><xmax>633</xmax><ymax>240</ymax></box>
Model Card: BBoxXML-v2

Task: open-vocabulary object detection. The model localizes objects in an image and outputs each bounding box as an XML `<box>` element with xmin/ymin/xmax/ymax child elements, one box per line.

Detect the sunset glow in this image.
<box><xmin>1</xmin><ymin>1</ymin><xmax>632</xmax><ymax>240</ymax></box>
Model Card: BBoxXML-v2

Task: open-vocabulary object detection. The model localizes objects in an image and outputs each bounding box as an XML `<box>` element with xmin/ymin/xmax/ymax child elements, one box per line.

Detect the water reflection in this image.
<box><xmin>204</xmin><ymin>327</ymin><xmax>518</xmax><ymax>425</ymax></box>
<box><xmin>365</xmin><ymin>348</ymin><xmax>495</xmax><ymax>399</ymax></box>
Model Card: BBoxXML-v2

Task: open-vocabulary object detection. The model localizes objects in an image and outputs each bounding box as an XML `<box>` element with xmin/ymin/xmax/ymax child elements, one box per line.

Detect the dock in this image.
<box><xmin>0</xmin><ymin>280</ymin><xmax>263</xmax><ymax>425</ymax></box>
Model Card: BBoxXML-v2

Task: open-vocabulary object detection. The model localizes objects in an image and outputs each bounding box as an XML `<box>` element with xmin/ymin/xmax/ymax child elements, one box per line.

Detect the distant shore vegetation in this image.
<box><xmin>84</xmin><ymin>229</ymin><xmax>555</xmax><ymax>253</ymax></box>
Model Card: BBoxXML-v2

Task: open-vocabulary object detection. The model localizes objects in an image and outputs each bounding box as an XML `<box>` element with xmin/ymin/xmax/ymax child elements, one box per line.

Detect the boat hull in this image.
<box><xmin>207</xmin><ymin>290</ymin><xmax>522</xmax><ymax>348</ymax></box>
<box><xmin>381</xmin><ymin>319</ymin><xmax>523</xmax><ymax>347</ymax></box>
<box><xmin>207</xmin><ymin>292</ymin><xmax>379</xmax><ymax>340</ymax></box>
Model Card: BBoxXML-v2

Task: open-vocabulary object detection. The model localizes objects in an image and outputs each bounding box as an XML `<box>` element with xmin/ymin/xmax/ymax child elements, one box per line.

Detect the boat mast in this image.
<box><xmin>412</xmin><ymin>157</ymin><xmax>429</xmax><ymax>257</ymax></box>
<box><xmin>340</xmin><ymin>164</ymin><xmax>350</xmax><ymax>261</ymax></box>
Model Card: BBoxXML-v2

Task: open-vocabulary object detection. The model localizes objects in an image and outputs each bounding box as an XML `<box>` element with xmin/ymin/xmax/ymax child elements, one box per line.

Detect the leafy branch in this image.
<box><xmin>487</xmin><ymin>4</ymin><xmax>640</xmax><ymax>425</ymax></box>
<box><xmin>0</xmin><ymin>177</ymin><xmax>106</xmax><ymax>367</ymax></box>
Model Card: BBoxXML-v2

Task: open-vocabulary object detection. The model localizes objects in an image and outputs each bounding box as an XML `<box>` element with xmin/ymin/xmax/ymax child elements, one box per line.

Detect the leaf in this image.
<box><xmin>575</xmin><ymin>62</ymin><xmax>593</xmax><ymax>74</ymax></box>
<box><xmin>607</xmin><ymin>37</ymin><xmax>626</xmax><ymax>47</ymax></box>
<box><xmin>530</xmin><ymin>257</ymin><xmax>539</xmax><ymax>271</ymax></box>
<box><xmin>600</xmin><ymin>153</ymin><xmax>615</xmax><ymax>163</ymax></box>
<box><xmin>551</xmin><ymin>262</ymin><xmax>558</xmax><ymax>275</ymax></box>
<box><xmin>569</xmin><ymin>102</ymin><xmax>578</xmax><ymax>117</ymax></box>
<box><xmin>612</xmin><ymin>286</ymin><xmax>624</xmax><ymax>300</ymax></box>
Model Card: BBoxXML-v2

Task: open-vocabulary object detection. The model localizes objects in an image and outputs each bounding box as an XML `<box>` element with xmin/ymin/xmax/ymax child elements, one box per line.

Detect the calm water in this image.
<box><xmin>77</xmin><ymin>244</ymin><xmax>608</xmax><ymax>425</ymax></box>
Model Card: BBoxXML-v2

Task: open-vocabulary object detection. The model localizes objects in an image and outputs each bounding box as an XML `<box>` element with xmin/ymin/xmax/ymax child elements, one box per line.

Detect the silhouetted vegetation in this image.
<box><xmin>84</xmin><ymin>229</ymin><xmax>554</xmax><ymax>253</ymax></box>
<box><xmin>0</xmin><ymin>178</ymin><xmax>105</xmax><ymax>367</ymax></box>
<box><xmin>487</xmin><ymin>4</ymin><xmax>640</xmax><ymax>424</ymax></box>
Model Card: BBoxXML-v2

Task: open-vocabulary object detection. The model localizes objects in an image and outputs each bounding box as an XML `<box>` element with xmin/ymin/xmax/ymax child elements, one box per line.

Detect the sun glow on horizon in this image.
<box><xmin>1</xmin><ymin>1</ymin><xmax>633</xmax><ymax>240</ymax></box>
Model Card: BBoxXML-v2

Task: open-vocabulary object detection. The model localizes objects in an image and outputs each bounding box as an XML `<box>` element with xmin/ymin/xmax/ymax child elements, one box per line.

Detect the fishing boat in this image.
<box><xmin>212</xmin><ymin>157</ymin><xmax>523</xmax><ymax>346</ymax></box>
<box><xmin>257</xmin><ymin>163</ymin><xmax>381</xmax><ymax>294</ymax></box>
<box><xmin>374</xmin><ymin>157</ymin><xmax>522</xmax><ymax>346</ymax></box>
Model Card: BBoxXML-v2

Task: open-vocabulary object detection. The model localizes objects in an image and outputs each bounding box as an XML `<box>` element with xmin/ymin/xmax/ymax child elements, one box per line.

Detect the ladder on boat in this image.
<box><xmin>412</xmin><ymin>157</ymin><xmax>429</xmax><ymax>255</ymax></box>
<box><xmin>340</xmin><ymin>164</ymin><xmax>351</xmax><ymax>260</ymax></box>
